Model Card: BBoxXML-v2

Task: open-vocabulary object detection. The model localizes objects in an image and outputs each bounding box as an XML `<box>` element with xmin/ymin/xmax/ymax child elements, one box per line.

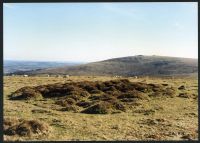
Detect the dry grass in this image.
<box><xmin>4</xmin><ymin>118</ymin><xmax>50</xmax><ymax>136</ymax></box>
<box><xmin>3</xmin><ymin>75</ymin><xmax>198</xmax><ymax>141</ymax></box>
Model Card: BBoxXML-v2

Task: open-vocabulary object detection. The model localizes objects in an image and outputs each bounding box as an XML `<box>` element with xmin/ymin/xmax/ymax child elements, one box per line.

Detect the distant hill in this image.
<box><xmin>10</xmin><ymin>55</ymin><xmax>198</xmax><ymax>76</ymax></box>
<box><xmin>4</xmin><ymin>60</ymin><xmax>83</xmax><ymax>75</ymax></box>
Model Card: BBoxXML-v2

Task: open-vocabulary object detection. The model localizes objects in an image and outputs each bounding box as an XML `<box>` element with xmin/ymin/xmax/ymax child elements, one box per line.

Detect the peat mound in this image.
<box><xmin>9</xmin><ymin>79</ymin><xmax>179</xmax><ymax>114</ymax></box>
<box><xmin>4</xmin><ymin>117</ymin><xmax>50</xmax><ymax>136</ymax></box>
<box><xmin>10</xmin><ymin>87</ymin><xmax>43</xmax><ymax>100</ymax></box>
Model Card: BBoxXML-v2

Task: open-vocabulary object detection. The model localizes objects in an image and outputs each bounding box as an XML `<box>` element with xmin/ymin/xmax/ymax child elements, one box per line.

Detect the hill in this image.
<box><xmin>12</xmin><ymin>55</ymin><xmax>198</xmax><ymax>76</ymax></box>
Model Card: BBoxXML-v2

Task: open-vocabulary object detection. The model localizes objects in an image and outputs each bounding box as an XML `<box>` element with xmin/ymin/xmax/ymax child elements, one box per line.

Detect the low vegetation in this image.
<box><xmin>3</xmin><ymin>75</ymin><xmax>198</xmax><ymax>141</ymax></box>
<box><xmin>4</xmin><ymin>117</ymin><xmax>50</xmax><ymax>137</ymax></box>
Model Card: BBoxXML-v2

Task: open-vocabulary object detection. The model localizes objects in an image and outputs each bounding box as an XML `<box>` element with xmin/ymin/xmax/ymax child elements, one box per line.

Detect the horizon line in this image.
<box><xmin>4</xmin><ymin>54</ymin><xmax>198</xmax><ymax>63</ymax></box>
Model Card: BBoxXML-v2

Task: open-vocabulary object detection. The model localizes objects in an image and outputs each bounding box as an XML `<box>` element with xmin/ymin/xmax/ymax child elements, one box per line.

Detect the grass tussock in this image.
<box><xmin>4</xmin><ymin>117</ymin><xmax>50</xmax><ymax>137</ymax></box>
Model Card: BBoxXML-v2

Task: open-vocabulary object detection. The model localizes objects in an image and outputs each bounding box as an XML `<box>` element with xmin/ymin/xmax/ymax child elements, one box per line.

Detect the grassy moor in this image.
<box><xmin>3</xmin><ymin>75</ymin><xmax>198</xmax><ymax>141</ymax></box>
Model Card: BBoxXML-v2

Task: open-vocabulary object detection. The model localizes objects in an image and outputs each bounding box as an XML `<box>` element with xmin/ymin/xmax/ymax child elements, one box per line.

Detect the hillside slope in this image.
<box><xmin>16</xmin><ymin>55</ymin><xmax>198</xmax><ymax>76</ymax></box>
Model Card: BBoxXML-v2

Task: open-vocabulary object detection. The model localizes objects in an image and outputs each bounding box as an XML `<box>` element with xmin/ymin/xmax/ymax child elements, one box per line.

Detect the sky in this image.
<box><xmin>3</xmin><ymin>2</ymin><xmax>198</xmax><ymax>62</ymax></box>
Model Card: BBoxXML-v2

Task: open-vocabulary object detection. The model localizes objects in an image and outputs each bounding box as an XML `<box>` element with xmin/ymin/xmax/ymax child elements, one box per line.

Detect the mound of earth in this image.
<box><xmin>10</xmin><ymin>86</ymin><xmax>43</xmax><ymax>100</ymax></box>
<box><xmin>9</xmin><ymin>79</ymin><xmax>182</xmax><ymax>114</ymax></box>
<box><xmin>4</xmin><ymin>117</ymin><xmax>50</xmax><ymax>136</ymax></box>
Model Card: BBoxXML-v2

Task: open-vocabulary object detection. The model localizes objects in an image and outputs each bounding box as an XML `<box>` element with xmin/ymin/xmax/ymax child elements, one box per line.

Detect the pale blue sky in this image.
<box><xmin>3</xmin><ymin>2</ymin><xmax>198</xmax><ymax>62</ymax></box>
